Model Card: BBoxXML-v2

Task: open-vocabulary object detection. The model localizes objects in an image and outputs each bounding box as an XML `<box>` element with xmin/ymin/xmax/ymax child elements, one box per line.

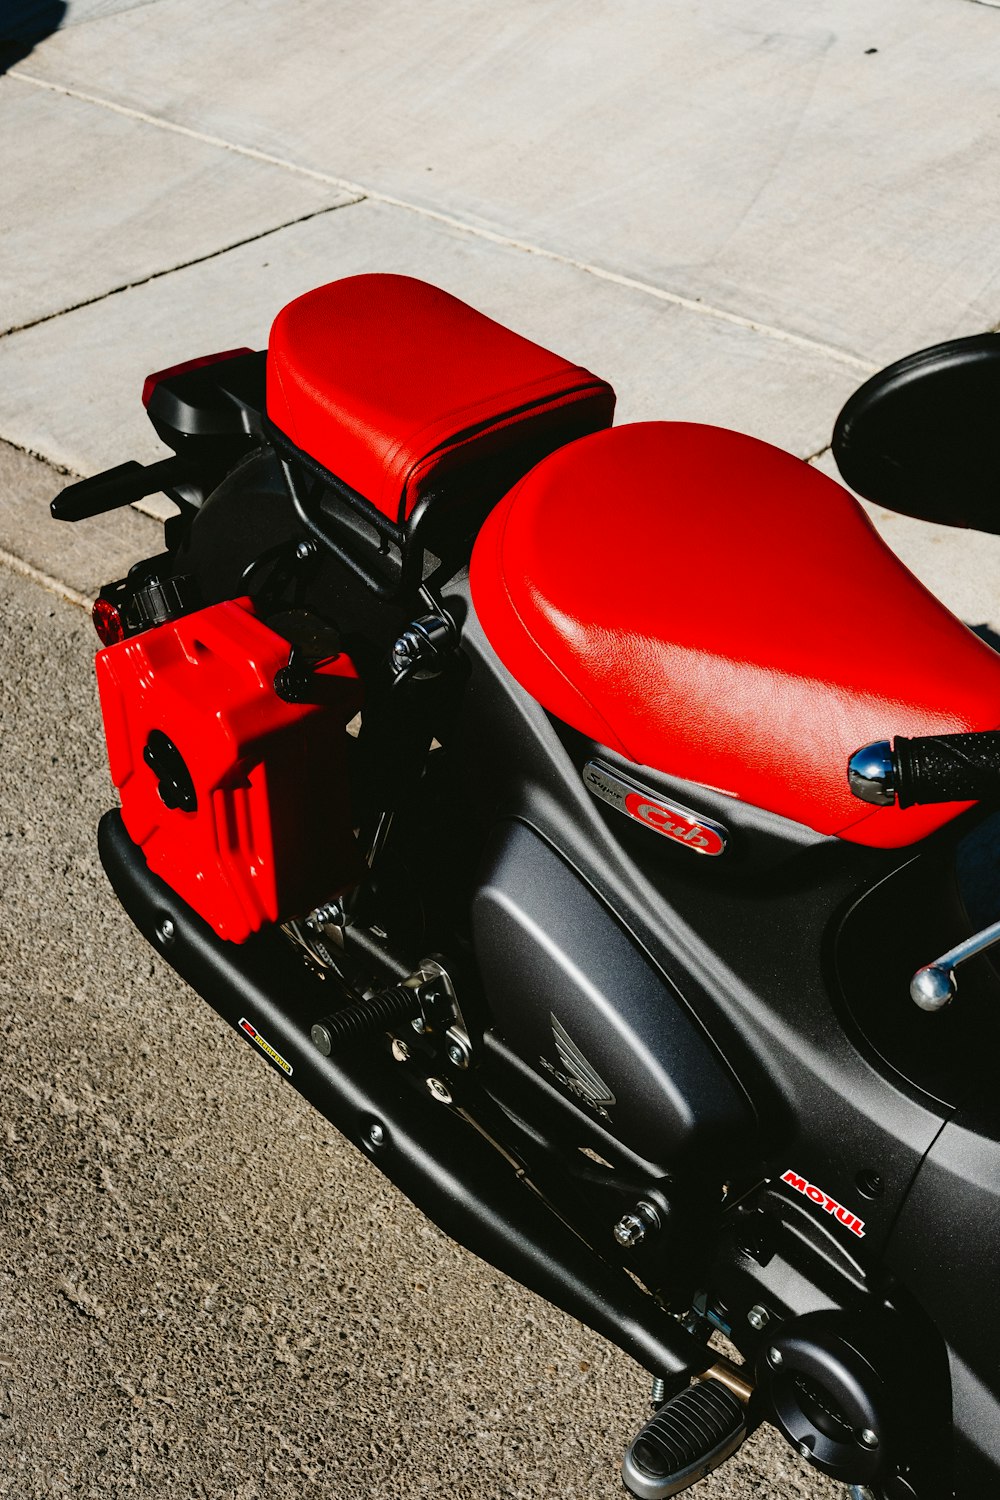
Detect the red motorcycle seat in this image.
<box><xmin>470</xmin><ymin>421</ymin><xmax>1000</xmax><ymax>848</ymax></box>
<box><xmin>266</xmin><ymin>274</ymin><xmax>615</xmax><ymax>525</ymax></box>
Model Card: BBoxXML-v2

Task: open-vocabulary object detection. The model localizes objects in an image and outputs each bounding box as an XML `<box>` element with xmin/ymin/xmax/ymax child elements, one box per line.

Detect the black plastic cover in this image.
<box><xmin>832</xmin><ymin>333</ymin><xmax>1000</xmax><ymax>532</ymax></box>
<box><xmin>886</xmin><ymin>1081</ymin><xmax>1000</xmax><ymax>1494</ymax></box>
<box><xmin>145</xmin><ymin>349</ymin><xmax>266</xmax><ymax>442</ymax></box>
<box><xmin>472</xmin><ymin>820</ymin><xmax>754</xmax><ymax>1166</ymax></box>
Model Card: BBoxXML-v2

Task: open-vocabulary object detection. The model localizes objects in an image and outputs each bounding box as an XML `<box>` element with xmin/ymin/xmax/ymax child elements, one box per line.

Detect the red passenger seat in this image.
<box><xmin>470</xmin><ymin>422</ymin><xmax>1000</xmax><ymax>848</ymax></box>
<box><xmin>267</xmin><ymin>274</ymin><xmax>615</xmax><ymax>525</ymax></box>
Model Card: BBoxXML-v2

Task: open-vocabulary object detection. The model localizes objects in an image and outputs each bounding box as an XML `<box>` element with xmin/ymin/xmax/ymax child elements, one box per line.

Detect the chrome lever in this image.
<box><xmin>910</xmin><ymin>916</ymin><xmax>1000</xmax><ymax>1011</ymax></box>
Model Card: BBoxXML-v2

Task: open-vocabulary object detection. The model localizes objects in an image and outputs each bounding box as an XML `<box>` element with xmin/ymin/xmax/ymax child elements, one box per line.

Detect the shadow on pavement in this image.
<box><xmin>0</xmin><ymin>0</ymin><xmax>67</xmax><ymax>75</ymax></box>
<box><xmin>971</xmin><ymin>623</ymin><xmax>1000</xmax><ymax>655</ymax></box>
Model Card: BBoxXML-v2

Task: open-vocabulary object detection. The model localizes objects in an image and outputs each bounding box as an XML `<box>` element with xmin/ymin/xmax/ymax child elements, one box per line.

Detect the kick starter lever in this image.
<box><xmin>910</xmin><ymin>917</ymin><xmax>1000</xmax><ymax>1011</ymax></box>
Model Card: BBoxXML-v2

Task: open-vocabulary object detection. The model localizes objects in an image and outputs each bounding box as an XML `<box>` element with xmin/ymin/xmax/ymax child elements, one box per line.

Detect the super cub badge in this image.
<box><xmin>582</xmin><ymin>760</ymin><xmax>728</xmax><ymax>856</ymax></box>
<box><xmin>238</xmin><ymin>1017</ymin><xmax>294</xmax><ymax>1077</ymax></box>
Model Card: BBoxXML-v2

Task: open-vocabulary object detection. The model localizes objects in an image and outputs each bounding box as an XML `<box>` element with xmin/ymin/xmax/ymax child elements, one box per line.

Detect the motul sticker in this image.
<box><xmin>238</xmin><ymin>1017</ymin><xmax>293</xmax><ymax>1076</ymax></box>
<box><xmin>582</xmin><ymin>760</ymin><xmax>727</xmax><ymax>856</ymax></box>
<box><xmin>780</xmin><ymin>1169</ymin><xmax>866</xmax><ymax>1238</ymax></box>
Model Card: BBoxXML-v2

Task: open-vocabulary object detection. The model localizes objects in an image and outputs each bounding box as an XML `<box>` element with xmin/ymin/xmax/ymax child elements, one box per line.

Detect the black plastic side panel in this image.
<box><xmin>472</xmin><ymin>820</ymin><xmax>754</xmax><ymax>1167</ymax></box>
<box><xmin>886</xmin><ymin>1085</ymin><xmax>1000</xmax><ymax>1493</ymax></box>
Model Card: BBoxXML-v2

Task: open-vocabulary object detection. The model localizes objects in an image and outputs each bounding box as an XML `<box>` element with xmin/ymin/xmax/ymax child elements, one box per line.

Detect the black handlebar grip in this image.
<box><xmin>893</xmin><ymin>731</ymin><xmax>1000</xmax><ymax>808</ymax></box>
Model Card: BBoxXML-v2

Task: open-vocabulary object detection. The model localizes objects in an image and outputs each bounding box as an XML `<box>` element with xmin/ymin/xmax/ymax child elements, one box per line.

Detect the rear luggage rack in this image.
<box><xmin>266</xmin><ymin>414</ymin><xmax>617</xmax><ymax>601</ymax></box>
<box><xmin>266</xmin><ymin>419</ymin><xmax>426</xmax><ymax>599</ymax></box>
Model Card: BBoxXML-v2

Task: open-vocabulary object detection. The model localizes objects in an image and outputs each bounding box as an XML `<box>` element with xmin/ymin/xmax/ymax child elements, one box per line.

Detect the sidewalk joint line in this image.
<box><xmin>8</xmin><ymin>68</ymin><xmax>877</xmax><ymax>375</ymax></box>
<box><xmin>0</xmin><ymin>195</ymin><xmax>365</xmax><ymax>340</ymax></box>
<box><xmin>805</xmin><ymin>443</ymin><xmax>832</xmax><ymax>465</ymax></box>
<box><xmin>0</xmin><ymin>435</ymin><xmax>80</xmax><ymax>477</ymax></box>
<box><xmin>0</xmin><ymin>545</ymin><xmax>91</xmax><ymax>611</ymax></box>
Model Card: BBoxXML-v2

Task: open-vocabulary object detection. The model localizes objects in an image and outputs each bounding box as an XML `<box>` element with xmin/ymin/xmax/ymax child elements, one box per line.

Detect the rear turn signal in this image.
<box><xmin>92</xmin><ymin>596</ymin><xmax>125</xmax><ymax>646</ymax></box>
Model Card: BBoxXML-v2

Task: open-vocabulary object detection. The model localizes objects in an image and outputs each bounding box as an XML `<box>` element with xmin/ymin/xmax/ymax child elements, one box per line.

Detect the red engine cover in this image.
<box><xmin>96</xmin><ymin>597</ymin><xmax>364</xmax><ymax>942</ymax></box>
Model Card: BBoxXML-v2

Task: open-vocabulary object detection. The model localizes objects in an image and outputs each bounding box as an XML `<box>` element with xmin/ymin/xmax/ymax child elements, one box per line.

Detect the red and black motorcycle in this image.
<box><xmin>54</xmin><ymin>274</ymin><xmax>1000</xmax><ymax>1499</ymax></box>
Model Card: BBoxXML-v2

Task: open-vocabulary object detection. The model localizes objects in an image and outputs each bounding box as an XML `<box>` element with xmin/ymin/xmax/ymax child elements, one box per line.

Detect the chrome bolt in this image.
<box><xmin>295</xmin><ymin>540</ymin><xmax>316</xmax><ymax>561</ymax></box>
<box><xmin>649</xmin><ymin>1376</ymin><xmax>667</xmax><ymax>1407</ymax></box>
<box><xmin>798</xmin><ymin>1441</ymin><xmax>811</xmax><ymax>1460</ymax></box>
<box><xmin>426</xmin><ymin>1077</ymin><xmax>452</xmax><ymax>1104</ymax></box>
<box><xmin>747</xmin><ymin>1303</ymin><xmax>770</xmax><ymax>1332</ymax></box>
<box><xmin>368</xmin><ymin>1122</ymin><xmax>385</xmax><ymax>1146</ymax></box>
<box><xmin>767</xmin><ymin>1346</ymin><xmax>783</xmax><ymax>1367</ymax></box>
<box><xmin>391</xmin><ymin>1037</ymin><xmax>411</xmax><ymax>1062</ymax></box>
<box><xmin>307</xmin><ymin>902</ymin><xmax>343</xmax><ymax>931</ymax></box>
<box><xmin>859</xmin><ymin>1428</ymin><xmax>879</xmax><ymax>1449</ymax></box>
<box><xmin>614</xmin><ymin>1213</ymin><xmax>647</xmax><ymax>1248</ymax></box>
<box><xmin>613</xmin><ymin>1202</ymin><xmax>659</xmax><ymax>1249</ymax></box>
<box><xmin>411</xmin><ymin>1016</ymin><xmax>426</xmax><ymax>1034</ymax></box>
<box><xmin>156</xmin><ymin>917</ymin><xmax>175</xmax><ymax>946</ymax></box>
<box><xmin>447</xmin><ymin>1042</ymin><xmax>467</xmax><ymax>1069</ymax></box>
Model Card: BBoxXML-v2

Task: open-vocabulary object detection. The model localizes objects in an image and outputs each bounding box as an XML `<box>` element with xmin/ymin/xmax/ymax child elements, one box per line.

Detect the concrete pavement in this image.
<box><xmin>2</xmin><ymin>2</ymin><xmax>1000</xmax><ymax>1495</ymax></box>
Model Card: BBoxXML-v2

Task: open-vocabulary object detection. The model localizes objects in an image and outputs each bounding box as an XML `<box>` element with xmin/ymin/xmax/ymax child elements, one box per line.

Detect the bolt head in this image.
<box><xmin>747</xmin><ymin>1304</ymin><xmax>769</xmax><ymax>1331</ymax></box>
<box><xmin>295</xmin><ymin>540</ymin><xmax>315</xmax><ymax>560</ymax></box>
<box><xmin>613</xmin><ymin>1213</ymin><xmax>646</xmax><ymax>1248</ymax></box>
<box><xmin>447</xmin><ymin>1043</ymin><xmax>466</xmax><ymax>1067</ymax></box>
<box><xmin>767</xmin><ymin>1346</ymin><xmax>783</xmax><ymax>1367</ymax></box>
<box><xmin>798</xmin><ymin>1441</ymin><xmax>812</xmax><ymax>1460</ymax></box>
<box><xmin>411</xmin><ymin>1017</ymin><xmax>426</xmax><ymax>1034</ymax></box>
<box><xmin>391</xmin><ymin>1037</ymin><xmax>410</xmax><ymax>1062</ymax></box>
<box><xmin>368</xmin><ymin>1122</ymin><xmax>385</xmax><ymax>1146</ymax></box>
<box><xmin>859</xmin><ymin>1427</ymin><xmax>879</xmax><ymax>1449</ymax></box>
<box><xmin>426</xmin><ymin>1077</ymin><xmax>452</xmax><ymax>1104</ymax></box>
<box><xmin>156</xmin><ymin>917</ymin><xmax>175</xmax><ymax>946</ymax></box>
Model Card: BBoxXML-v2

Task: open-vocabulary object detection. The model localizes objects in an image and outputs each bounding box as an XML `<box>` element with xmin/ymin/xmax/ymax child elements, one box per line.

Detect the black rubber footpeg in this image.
<box><xmin>622</xmin><ymin>1377</ymin><xmax>746</xmax><ymax>1498</ymax></box>
<box><xmin>310</xmin><ymin>986</ymin><xmax>420</xmax><ymax>1055</ymax></box>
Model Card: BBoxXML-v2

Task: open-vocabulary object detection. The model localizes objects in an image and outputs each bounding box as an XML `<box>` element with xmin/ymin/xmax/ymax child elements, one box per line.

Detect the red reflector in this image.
<box><xmin>92</xmin><ymin>596</ymin><xmax>125</xmax><ymax>646</ymax></box>
<box><xmin>141</xmin><ymin>347</ymin><xmax>253</xmax><ymax>408</ymax></box>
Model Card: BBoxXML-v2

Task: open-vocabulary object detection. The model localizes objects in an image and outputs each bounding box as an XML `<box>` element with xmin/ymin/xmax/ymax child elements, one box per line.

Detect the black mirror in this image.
<box><xmin>832</xmin><ymin>333</ymin><xmax>1000</xmax><ymax>533</ymax></box>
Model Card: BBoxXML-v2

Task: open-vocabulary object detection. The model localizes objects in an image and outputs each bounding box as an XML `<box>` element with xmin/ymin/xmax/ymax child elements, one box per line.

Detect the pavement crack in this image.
<box><xmin>0</xmin><ymin>545</ymin><xmax>91</xmax><ymax>610</ymax></box>
<box><xmin>0</xmin><ymin>195</ymin><xmax>365</xmax><ymax>340</ymax></box>
<box><xmin>0</xmin><ymin>436</ymin><xmax>80</xmax><ymax>477</ymax></box>
<box><xmin>8</xmin><ymin>68</ymin><xmax>877</xmax><ymax>374</ymax></box>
